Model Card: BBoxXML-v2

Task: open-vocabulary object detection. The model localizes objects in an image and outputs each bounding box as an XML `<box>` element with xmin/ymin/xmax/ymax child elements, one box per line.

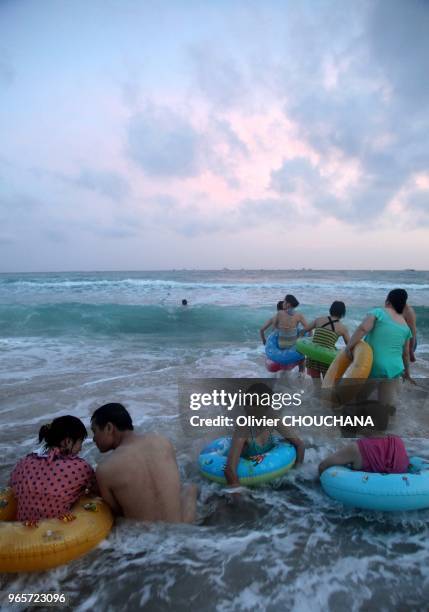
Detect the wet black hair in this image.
<box><xmin>276</xmin><ymin>300</ymin><xmax>284</xmax><ymax>311</ymax></box>
<box><xmin>91</xmin><ymin>403</ymin><xmax>134</xmax><ymax>431</ymax></box>
<box><xmin>285</xmin><ymin>294</ymin><xmax>299</xmax><ymax>308</ymax></box>
<box><xmin>243</xmin><ymin>383</ymin><xmax>273</xmax><ymax>406</ymax></box>
<box><xmin>330</xmin><ymin>301</ymin><xmax>346</xmax><ymax>318</ymax></box>
<box><xmin>38</xmin><ymin>415</ymin><xmax>87</xmax><ymax>449</ymax></box>
<box><xmin>386</xmin><ymin>288</ymin><xmax>408</xmax><ymax>314</ymax></box>
<box><xmin>182</xmin><ymin>299</ymin><xmax>188</xmax><ymax>306</ymax></box>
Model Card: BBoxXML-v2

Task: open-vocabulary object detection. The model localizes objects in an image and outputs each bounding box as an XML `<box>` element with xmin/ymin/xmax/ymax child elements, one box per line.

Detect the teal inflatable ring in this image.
<box><xmin>199</xmin><ymin>436</ymin><xmax>296</xmax><ymax>485</ymax></box>
<box><xmin>321</xmin><ymin>456</ymin><xmax>429</xmax><ymax>511</ymax></box>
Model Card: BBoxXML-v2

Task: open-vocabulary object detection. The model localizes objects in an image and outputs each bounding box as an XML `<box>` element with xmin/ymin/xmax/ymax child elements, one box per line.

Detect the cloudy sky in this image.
<box><xmin>1</xmin><ymin>0</ymin><xmax>428</xmax><ymax>271</ymax></box>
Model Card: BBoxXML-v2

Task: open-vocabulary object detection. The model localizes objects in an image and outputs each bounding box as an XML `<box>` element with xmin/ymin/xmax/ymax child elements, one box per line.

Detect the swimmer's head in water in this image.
<box><xmin>284</xmin><ymin>294</ymin><xmax>299</xmax><ymax>309</ymax></box>
<box><xmin>386</xmin><ymin>288</ymin><xmax>408</xmax><ymax>314</ymax></box>
<box><xmin>182</xmin><ymin>299</ymin><xmax>188</xmax><ymax>306</ymax></box>
<box><xmin>276</xmin><ymin>300</ymin><xmax>284</xmax><ymax>311</ymax></box>
<box><xmin>329</xmin><ymin>301</ymin><xmax>346</xmax><ymax>318</ymax></box>
<box><xmin>39</xmin><ymin>415</ymin><xmax>87</xmax><ymax>455</ymax></box>
<box><xmin>91</xmin><ymin>403</ymin><xmax>134</xmax><ymax>452</ymax></box>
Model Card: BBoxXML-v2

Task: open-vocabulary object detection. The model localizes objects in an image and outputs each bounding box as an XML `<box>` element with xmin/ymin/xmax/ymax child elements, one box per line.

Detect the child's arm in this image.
<box><xmin>274</xmin><ymin>422</ymin><xmax>305</xmax><ymax>464</ymax></box>
<box><xmin>224</xmin><ymin>431</ymin><xmax>246</xmax><ymax>486</ymax></box>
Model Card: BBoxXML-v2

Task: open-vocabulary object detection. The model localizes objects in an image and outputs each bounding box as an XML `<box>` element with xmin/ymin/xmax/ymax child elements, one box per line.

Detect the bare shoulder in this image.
<box><xmin>95</xmin><ymin>447</ymin><xmax>127</xmax><ymax>473</ymax></box>
<box><xmin>141</xmin><ymin>433</ymin><xmax>174</xmax><ymax>451</ymax></box>
<box><xmin>141</xmin><ymin>432</ymin><xmax>168</xmax><ymax>441</ymax></box>
<box><xmin>95</xmin><ymin>452</ymin><xmax>127</xmax><ymax>487</ymax></box>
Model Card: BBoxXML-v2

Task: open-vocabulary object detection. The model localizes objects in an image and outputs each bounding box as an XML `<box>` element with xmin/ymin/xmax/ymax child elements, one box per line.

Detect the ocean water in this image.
<box><xmin>1</xmin><ymin>269</ymin><xmax>429</xmax><ymax>611</ymax></box>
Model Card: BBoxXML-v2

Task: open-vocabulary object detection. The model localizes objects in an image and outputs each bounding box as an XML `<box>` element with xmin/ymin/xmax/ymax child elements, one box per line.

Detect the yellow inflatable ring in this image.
<box><xmin>322</xmin><ymin>340</ymin><xmax>373</xmax><ymax>403</ymax></box>
<box><xmin>0</xmin><ymin>488</ymin><xmax>113</xmax><ymax>572</ymax></box>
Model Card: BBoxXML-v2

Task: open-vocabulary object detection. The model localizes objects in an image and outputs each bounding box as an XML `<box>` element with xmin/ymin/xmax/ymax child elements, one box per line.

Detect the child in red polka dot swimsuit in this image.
<box><xmin>9</xmin><ymin>415</ymin><xmax>96</xmax><ymax>523</ymax></box>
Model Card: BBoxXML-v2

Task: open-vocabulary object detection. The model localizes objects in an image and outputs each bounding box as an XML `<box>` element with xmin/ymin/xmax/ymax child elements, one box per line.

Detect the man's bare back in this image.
<box><xmin>91</xmin><ymin>404</ymin><xmax>196</xmax><ymax>523</ymax></box>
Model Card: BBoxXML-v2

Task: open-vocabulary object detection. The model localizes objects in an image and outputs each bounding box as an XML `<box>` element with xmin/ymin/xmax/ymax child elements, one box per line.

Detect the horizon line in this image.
<box><xmin>0</xmin><ymin>268</ymin><xmax>427</xmax><ymax>274</ymax></box>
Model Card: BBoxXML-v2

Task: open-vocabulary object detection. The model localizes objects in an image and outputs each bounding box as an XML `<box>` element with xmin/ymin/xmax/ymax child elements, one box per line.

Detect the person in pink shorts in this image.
<box><xmin>9</xmin><ymin>415</ymin><xmax>96</xmax><ymax>523</ymax></box>
<box><xmin>318</xmin><ymin>435</ymin><xmax>410</xmax><ymax>476</ymax></box>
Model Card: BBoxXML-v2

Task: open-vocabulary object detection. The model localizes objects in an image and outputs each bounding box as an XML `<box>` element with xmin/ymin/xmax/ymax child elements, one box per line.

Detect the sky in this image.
<box><xmin>0</xmin><ymin>0</ymin><xmax>428</xmax><ymax>271</ymax></box>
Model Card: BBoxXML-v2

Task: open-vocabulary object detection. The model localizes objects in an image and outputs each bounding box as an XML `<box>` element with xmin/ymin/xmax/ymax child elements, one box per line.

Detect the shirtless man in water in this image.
<box><xmin>91</xmin><ymin>403</ymin><xmax>197</xmax><ymax>523</ymax></box>
<box><xmin>403</xmin><ymin>303</ymin><xmax>417</xmax><ymax>362</ymax></box>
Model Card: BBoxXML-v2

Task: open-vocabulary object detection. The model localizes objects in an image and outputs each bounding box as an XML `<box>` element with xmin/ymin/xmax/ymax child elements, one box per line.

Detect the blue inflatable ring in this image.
<box><xmin>265</xmin><ymin>332</ymin><xmax>304</xmax><ymax>367</ymax></box>
<box><xmin>199</xmin><ymin>436</ymin><xmax>296</xmax><ymax>485</ymax></box>
<box><xmin>320</xmin><ymin>456</ymin><xmax>429</xmax><ymax>511</ymax></box>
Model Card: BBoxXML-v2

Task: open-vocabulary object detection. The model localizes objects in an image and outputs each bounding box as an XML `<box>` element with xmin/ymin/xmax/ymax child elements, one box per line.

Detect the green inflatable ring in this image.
<box><xmin>296</xmin><ymin>337</ymin><xmax>338</xmax><ymax>365</ymax></box>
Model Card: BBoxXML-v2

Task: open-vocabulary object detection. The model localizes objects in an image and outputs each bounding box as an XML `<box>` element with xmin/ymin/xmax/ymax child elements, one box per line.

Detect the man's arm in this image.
<box><xmin>404</xmin><ymin>304</ymin><xmax>417</xmax><ymax>336</ymax></box>
<box><xmin>96</xmin><ymin>465</ymin><xmax>122</xmax><ymax>515</ymax></box>
<box><xmin>404</xmin><ymin>305</ymin><xmax>417</xmax><ymax>362</ymax></box>
<box><xmin>402</xmin><ymin>339</ymin><xmax>415</xmax><ymax>384</ymax></box>
<box><xmin>410</xmin><ymin>345</ymin><xmax>417</xmax><ymax>363</ymax></box>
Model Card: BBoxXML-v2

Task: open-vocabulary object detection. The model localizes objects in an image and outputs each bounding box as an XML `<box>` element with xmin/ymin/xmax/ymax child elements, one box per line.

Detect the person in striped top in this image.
<box><xmin>305</xmin><ymin>301</ymin><xmax>350</xmax><ymax>381</ymax></box>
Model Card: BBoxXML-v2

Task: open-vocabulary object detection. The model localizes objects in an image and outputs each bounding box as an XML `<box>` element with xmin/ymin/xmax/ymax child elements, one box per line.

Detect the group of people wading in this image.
<box><xmin>7</xmin><ymin>289</ymin><xmax>418</xmax><ymax>524</ymax></box>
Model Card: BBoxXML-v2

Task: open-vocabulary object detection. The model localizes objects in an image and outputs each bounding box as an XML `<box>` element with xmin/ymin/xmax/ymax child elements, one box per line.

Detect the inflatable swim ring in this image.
<box><xmin>265</xmin><ymin>359</ymin><xmax>296</xmax><ymax>373</ymax></box>
<box><xmin>0</xmin><ymin>488</ymin><xmax>113</xmax><ymax>572</ymax></box>
<box><xmin>320</xmin><ymin>456</ymin><xmax>429</xmax><ymax>511</ymax></box>
<box><xmin>323</xmin><ymin>340</ymin><xmax>373</xmax><ymax>387</ymax></box>
<box><xmin>265</xmin><ymin>332</ymin><xmax>304</xmax><ymax>368</ymax></box>
<box><xmin>322</xmin><ymin>341</ymin><xmax>373</xmax><ymax>404</ymax></box>
<box><xmin>0</xmin><ymin>487</ymin><xmax>16</xmax><ymax>521</ymax></box>
<box><xmin>199</xmin><ymin>436</ymin><xmax>296</xmax><ymax>485</ymax></box>
<box><xmin>296</xmin><ymin>337</ymin><xmax>338</xmax><ymax>366</ymax></box>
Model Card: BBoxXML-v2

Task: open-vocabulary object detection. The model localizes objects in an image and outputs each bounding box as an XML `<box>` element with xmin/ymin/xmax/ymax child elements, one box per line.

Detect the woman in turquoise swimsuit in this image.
<box><xmin>345</xmin><ymin>288</ymin><xmax>414</xmax><ymax>407</ymax></box>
